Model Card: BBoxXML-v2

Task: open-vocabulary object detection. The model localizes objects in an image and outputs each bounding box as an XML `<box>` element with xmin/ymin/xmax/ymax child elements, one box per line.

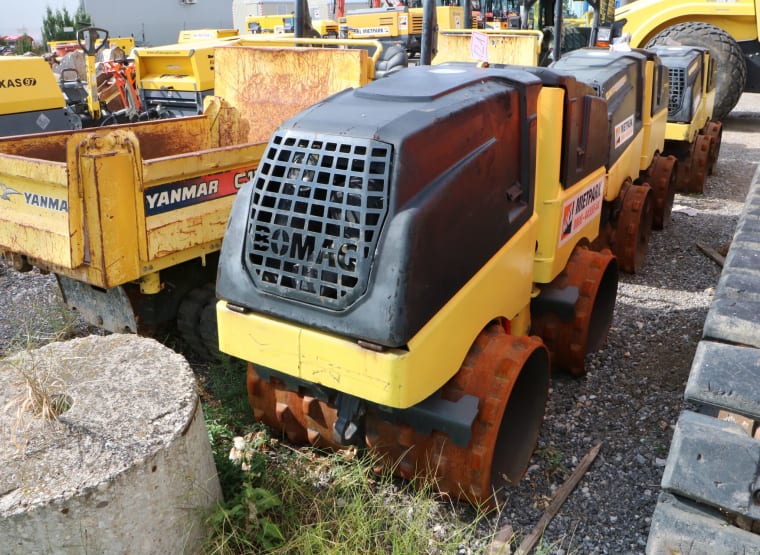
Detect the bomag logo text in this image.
<box><xmin>255</xmin><ymin>227</ymin><xmax>358</xmax><ymax>271</ymax></box>
<box><xmin>0</xmin><ymin>77</ymin><xmax>37</xmax><ymax>88</ymax></box>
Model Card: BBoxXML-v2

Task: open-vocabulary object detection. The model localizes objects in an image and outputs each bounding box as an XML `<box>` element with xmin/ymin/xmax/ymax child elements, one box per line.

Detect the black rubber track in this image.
<box><xmin>646</xmin><ymin>22</ymin><xmax>746</xmax><ymax>120</ymax></box>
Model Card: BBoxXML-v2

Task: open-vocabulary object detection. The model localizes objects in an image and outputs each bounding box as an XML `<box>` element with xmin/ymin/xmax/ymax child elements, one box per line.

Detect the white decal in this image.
<box><xmin>470</xmin><ymin>31</ymin><xmax>489</xmax><ymax>62</ymax></box>
<box><xmin>614</xmin><ymin>115</ymin><xmax>635</xmax><ymax>149</ymax></box>
<box><xmin>558</xmin><ymin>177</ymin><xmax>604</xmax><ymax>247</ymax></box>
<box><xmin>353</xmin><ymin>26</ymin><xmax>391</xmax><ymax>35</ymax></box>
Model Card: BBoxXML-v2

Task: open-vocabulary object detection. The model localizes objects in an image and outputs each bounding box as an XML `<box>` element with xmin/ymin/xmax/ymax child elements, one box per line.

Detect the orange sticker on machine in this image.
<box><xmin>558</xmin><ymin>176</ymin><xmax>604</xmax><ymax>247</ymax></box>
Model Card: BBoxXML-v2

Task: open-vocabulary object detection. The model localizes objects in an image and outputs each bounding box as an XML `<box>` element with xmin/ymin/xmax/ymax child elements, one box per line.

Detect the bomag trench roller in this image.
<box><xmin>215</xmin><ymin>62</ymin><xmax>623</xmax><ymax>505</ymax></box>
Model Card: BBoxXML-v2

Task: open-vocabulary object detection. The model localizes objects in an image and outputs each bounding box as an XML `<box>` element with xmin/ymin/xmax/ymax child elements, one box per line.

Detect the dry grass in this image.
<box><xmin>1</xmin><ymin>355</ymin><xmax>71</xmax><ymax>454</ymax></box>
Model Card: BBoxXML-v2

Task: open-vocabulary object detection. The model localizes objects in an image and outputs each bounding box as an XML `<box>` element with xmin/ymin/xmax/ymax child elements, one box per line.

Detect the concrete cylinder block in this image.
<box><xmin>0</xmin><ymin>334</ymin><xmax>222</xmax><ymax>554</ymax></box>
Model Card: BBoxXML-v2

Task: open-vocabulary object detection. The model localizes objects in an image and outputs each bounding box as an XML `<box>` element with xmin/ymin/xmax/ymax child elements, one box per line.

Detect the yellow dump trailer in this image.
<box><xmin>0</xmin><ymin>105</ymin><xmax>258</xmax><ymax>333</ymax></box>
<box><xmin>0</xmin><ymin>39</ymin><xmax>385</xmax><ymax>357</ymax></box>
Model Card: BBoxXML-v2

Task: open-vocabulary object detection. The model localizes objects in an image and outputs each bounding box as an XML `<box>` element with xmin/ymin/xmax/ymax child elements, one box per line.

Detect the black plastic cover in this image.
<box><xmin>504</xmin><ymin>65</ymin><xmax>610</xmax><ymax>189</ymax></box>
<box><xmin>217</xmin><ymin>64</ymin><xmax>542</xmax><ymax>347</ymax></box>
<box><xmin>550</xmin><ymin>48</ymin><xmax>646</xmax><ymax>167</ymax></box>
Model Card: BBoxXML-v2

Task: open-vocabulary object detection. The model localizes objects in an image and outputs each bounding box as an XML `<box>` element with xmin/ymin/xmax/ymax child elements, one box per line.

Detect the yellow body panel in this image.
<box><xmin>434</xmin><ymin>6</ymin><xmax>466</xmax><ymax>30</ymax></box>
<box><xmin>532</xmin><ymin>87</ymin><xmax>606</xmax><ymax>283</ymax></box>
<box><xmin>433</xmin><ymin>29</ymin><xmax>543</xmax><ymax>66</ymax></box>
<box><xmin>108</xmin><ymin>36</ymin><xmax>136</xmax><ymax>53</ymax></box>
<box><xmin>0</xmin><ymin>161</ymin><xmax>74</xmax><ymax>267</ymax></box>
<box><xmin>345</xmin><ymin>11</ymin><xmax>402</xmax><ymax>38</ymax></box>
<box><xmin>0</xmin><ymin>116</ymin><xmax>262</xmax><ymax>288</ymax></box>
<box><xmin>313</xmin><ymin>20</ymin><xmax>340</xmax><ymax>37</ymax></box>
<box><xmin>214</xmin><ymin>43</ymin><xmax>375</xmax><ymax>143</ymax></box>
<box><xmin>605</xmin><ymin>131</ymin><xmax>645</xmax><ymax>201</ymax></box>
<box><xmin>217</xmin><ymin>214</ymin><xmax>539</xmax><ymax>409</ymax></box>
<box><xmin>0</xmin><ymin>57</ymin><xmax>66</xmax><ymax>115</ymax></box>
<box><xmin>616</xmin><ymin>0</ymin><xmax>759</xmax><ymax>47</ymax></box>
<box><xmin>639</xmin><ymin>60</ymin><xmax>668</xmax><ymax>170</ymax></box>
<box><xmin>343</xmin><ymin>8</ymin><xmax>422</xmax><ymax>40</ymax></box>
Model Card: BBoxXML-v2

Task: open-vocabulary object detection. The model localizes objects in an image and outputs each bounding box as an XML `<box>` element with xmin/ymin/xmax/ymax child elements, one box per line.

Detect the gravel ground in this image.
<box><xmin>1</xmin><ymin>94</ymin><xmax>759</xmax><ymax>553</ymax></box>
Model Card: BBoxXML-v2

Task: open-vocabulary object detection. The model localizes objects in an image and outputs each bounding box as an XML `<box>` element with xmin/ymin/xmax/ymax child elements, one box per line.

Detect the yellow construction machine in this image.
<box><xmin>0</xmin><ymin>56</ymin><xmax>80</xmax><ymax>136</ymax></box>
<box><xmin>133</xmin><ymin>34</ymin><xmax>242</xmax><ymax>118</ymax></box>
<box><xmin>646</xmin><ymin>46</ymin><xmax>721</xmax><ymax>194</ymax></box>
<box><xmin>340</xmin><ymin>6</ymin><xmax>424</xmax><ymax>54</ymax></box>
<box><xmin>245</xmin><ymin>14</ymin><xmax>339</xmax><ymax>37</ymax></box>
<box><xmin>215</xmin><ymin>61</ymin><xmax>621</xmax><ymax>505</ymax></box>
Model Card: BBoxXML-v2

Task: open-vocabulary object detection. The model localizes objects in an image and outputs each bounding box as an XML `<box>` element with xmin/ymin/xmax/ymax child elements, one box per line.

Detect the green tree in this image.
<box><xmin>16</xmin><ymin>34</ymin><xmax>34</xmax><ymax>54</ymax></box>
<box><xmin>41</xmin><ymin>5</ymin><xmax>93</xmax><ymax>47</ymax></box>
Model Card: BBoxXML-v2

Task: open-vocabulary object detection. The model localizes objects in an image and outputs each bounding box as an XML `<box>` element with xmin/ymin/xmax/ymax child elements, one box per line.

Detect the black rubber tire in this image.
<box><xmin>645</xmin><ymin>22</ymin><xmax>746</xmax><ymax>120</ymax></box>
<box><xmin>198</xmin><ymin>284</ymin><xmax>221</xmax><ymax>358</ymax></box>
<box><xmin>177</xmin><ymin>284</ymin><xmax>216</xmax><ymax>360</ymax></box>
<box><xmin>562</xmin><ymin>25</ymin><xmax>590</xmax><ymax>53</ymax></box>
<box><xmin>375</xmin><ymin>43</ymin><xmax>409</xmax><ymax>79</ymax></box>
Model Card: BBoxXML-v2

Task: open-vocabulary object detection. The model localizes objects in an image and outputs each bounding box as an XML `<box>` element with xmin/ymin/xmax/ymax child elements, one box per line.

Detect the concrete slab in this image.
<box><xmin>0</xmin><ymin>334</ymin><xmax>222</xmax><ymax>554</ymax></box>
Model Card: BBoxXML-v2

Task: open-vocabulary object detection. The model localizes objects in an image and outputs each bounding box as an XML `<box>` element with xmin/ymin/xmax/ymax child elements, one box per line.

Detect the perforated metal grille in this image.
<box><xmin>668</xmin><ymin>67</ymin><xmax>686</xmax><ymax>117</ymax></box>
<box><xmin>245</xmin><ymin>132</ymin><xmax>392</xmax><ymax>310</ymax></box>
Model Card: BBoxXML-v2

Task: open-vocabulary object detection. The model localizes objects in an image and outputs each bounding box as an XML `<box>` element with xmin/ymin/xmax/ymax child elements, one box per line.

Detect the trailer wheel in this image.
<box><xmin>177</xmin><ymin>284</ymin><xmax>216</xmax><ymax>360</ymax></box>
<box><xmin>198</xmin><ymin>284</ymin><xmax>222</xmax><ymax>358</ymax></box>
<box><xmin>645</xmin><ymin>22</ymin><xmax>746</xmax><ymax>120</ymax></box>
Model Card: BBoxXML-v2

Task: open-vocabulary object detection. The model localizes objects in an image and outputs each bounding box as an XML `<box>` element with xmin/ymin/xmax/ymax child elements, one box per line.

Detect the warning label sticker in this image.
<box><xmin>558</xmin><ymin>176</ymin><xmax>604</xmax><ymax>247</ymax></box>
